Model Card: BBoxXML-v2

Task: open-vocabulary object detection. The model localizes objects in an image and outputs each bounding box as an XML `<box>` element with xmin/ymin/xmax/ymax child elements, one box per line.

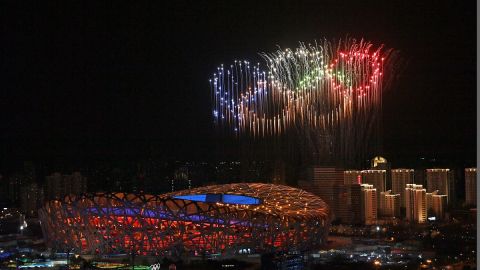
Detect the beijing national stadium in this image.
<box><xmin>38</xmin><ymin>183</ymin><xmax>331</xmax><ymax>255</ymax></box>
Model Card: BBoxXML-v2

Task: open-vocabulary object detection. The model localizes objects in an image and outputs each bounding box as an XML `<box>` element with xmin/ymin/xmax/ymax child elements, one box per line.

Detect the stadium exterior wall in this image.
<box><xmin>39</xmin><ymin>183</ymin><xmax>331</xmax><ymax>255</ymax></box>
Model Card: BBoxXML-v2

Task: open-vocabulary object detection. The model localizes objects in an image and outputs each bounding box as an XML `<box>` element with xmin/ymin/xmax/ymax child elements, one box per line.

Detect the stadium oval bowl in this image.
<box><xmin>39</xmin><ymin>183</ymin><xmax>331</xmax><ymax>255</ymax></box>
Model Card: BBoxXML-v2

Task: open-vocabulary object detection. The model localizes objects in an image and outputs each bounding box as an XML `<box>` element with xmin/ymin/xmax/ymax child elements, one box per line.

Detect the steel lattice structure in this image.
<box><xmin>39</xmin><ymin>183</ymin><xmax>331</xmax><ymax>255</ymax></box>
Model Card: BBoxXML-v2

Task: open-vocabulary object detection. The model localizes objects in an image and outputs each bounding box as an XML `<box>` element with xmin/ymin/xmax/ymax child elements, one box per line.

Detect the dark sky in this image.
<box><xmin>1</xmin><ymin>1</ymin><xmax>476</xmax><ymax>167</ymax></box>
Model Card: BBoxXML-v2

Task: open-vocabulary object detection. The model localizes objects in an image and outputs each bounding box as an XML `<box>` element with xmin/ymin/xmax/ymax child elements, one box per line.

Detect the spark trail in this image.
<box><xmin>210</xmin><ymin>39</ymin><xmax>391</xmax><ymax>167</ymax></box>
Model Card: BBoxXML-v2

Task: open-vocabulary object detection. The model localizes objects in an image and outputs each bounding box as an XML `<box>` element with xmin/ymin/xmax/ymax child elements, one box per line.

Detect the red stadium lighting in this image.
<box><xmin>39</xmin><ymin>183</ymin><xmax>331</xmax><ymax>255</ymax></box>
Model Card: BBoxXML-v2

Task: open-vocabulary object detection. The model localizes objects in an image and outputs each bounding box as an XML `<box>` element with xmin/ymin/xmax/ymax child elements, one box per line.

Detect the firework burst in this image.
<box><xmin>210</xmin><ymin>39</ymin><xmax>391</xmax><ymax>167</ymax></box>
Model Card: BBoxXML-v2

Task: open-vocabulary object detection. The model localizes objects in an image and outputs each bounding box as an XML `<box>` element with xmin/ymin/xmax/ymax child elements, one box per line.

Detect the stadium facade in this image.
<box><xmin>39</xmin><ymin>183</ymin><xmax>331</xmax><ymax>255</ymax></box>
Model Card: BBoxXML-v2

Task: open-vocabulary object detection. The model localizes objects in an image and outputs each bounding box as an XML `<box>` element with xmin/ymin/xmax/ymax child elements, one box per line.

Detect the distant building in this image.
<box><xmin>391</xmin><ymin>169</ymin><xmax>414</xmax><ymax>208</ymax></box>
<box><xmin>426</xmin><ymin>169</ymin><xmax>455</xmax><ymax>205</ymax></box>
<box><xmin>380</xmin><ymin>190</ymin><xmax>400</xmax><ymax>218</ymax></box>
<box><xmin>333</xmin><ymin>184</ymin><xmax>352</xmax><ymax>223</ymax></box>
<box><xmin>344</xmin><ymin>170</ymin><xmax>362</xmax><ymax>185</ymax></box>
<box><xmin>414</xmin><ymin>169</ymin><xmax>426</xmax><ymax>187</ymax></box>
<box><xmin>8</xmin><ymin>173</ymin><xmax>26</xmax><ymax>206</ymax></box>
<box><xmin>385</xmin><ymin>193</ymin><xmax>400</xmax><ymax>218</ymax></box>
<box><xmin>46</xmin><ymin>173</ymin><xmax>63</xmax><ymax>199</ymax></box>
<box><xmin>370</xmin><ymin>156</ymin><xmax>391</xmax><ymax>190</ymax></box>
<box><xmin>20</xmin><ymin>182</ymin><xmax>44</xmax><ymax>217</ymax></box>
<box><xmin>379</xmin><ymin>190</ymin><xmax>387</xmax><ymax>216</ymax></box>
<box><xmin>360</xmin><ymin>184</ymin><xmax>377</xmax><ymax>225</ymax></box>
<box><xmin>361</xmin><ymin>170</ymin><xmax>387</xmax><ymax>192</ymax></box>
<box><xmin>428</xmin><ymin>191</ymin><xmax>448</xmax><ymax>220</ymax></box>
<box><xmin>341</xmin><ymin>170</ymin><xmax>368</xmax><ymax>224</ymax></box>
<box><xmin>299</xmin><ymin>167</ymin><xmax>349</xmax><ymax>223</ymax></box>
<box><xmin>46</xmin><ymin>172</ymin><xmax>87</xmax><ymax>200</ymax></box>
<box><xmin>465</xmin><ymin>168</ymin><xmax>477</xmax><ymax>206</ymax></box>
<box><xmin>349</xmin><ymin>184</ymin><xmax>362</xmax><ymax>224</ymax></box>
<box><xmin>361</xmin><ymin>170</ymin><xmax>386</xmax><ymax>213</ymax></box>
<box><xmin>405</xmin><ymin>184</ymin><xmax>427</xmax><ymax>224</ymax></box>
<box><xmin>426</xmin><ymin>192</ymin><xmax>433</xmax><ymax>215</ymax></box>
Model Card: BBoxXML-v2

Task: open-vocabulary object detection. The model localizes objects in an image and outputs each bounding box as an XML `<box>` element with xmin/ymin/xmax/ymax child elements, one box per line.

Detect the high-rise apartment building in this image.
<box><xmin>46</xmin><ymin>173</ymin><xmax>63</xmax><ymax>199</ymax></box>
<box><xmin>361</xmin><ymin>170</ymin><xmax>386</xmax><ymax>212</ymax></box>
<box><xmin>426</xmin><ymin>192</ymin><xmax>433</xmax><ymax>214</ymax></box>
<box><xmin>344</xmin><ymin>170</ymin><xmax>362</xmax><ymax>185</ymax></box>
<box><xmin>426</xmin><ymin>169</ymin><xmax>455</xmax><ymax>205</ymax></box>
<box><xmin>370</xmin><ymin>156</ymin><xmax>391</xmax><ymax>190</ymax></box>
<box><xmin>360</xmin><ymin>184</ymin><xmax>377</xmax><ymax>225</ymax></box>
<box><xmin>391</xmin><ymin>169</ymin><xmax>414</xmax><ymax>208</ymax></box>
<box><xmin>380</xmin><ymin>190</ymin><xmax>400</xmax><ymax>218</ymax></box>
<box><xmin>299</xmin><ymin>167</ymin><xmax>349</xmax><ymax>223</ymax></box>
<box><xmin>465</xmin><ymin>168</ymin><xmax>477</xmax><ymax>206</ymax></box>
<box><xmin>431</xmin><ymin>192</ymin><xmax>448</xmax><ymax>220</ymax></box>
<box><xmin>349</xmin><ymin>184</ymin><xmax>362</xmax><ymax>224</ymax></box>
<box><xmin>414</xmin><ymin>169</ymin><xmax>426</xmax><ymax>187</ymax></box>
<box><xmin>46</xmin><ymin>172</ymin><xmax>87</xmax><ymax>200</ymax></box>
<box><xmin>405</xmin><ymin>184</ymin><xmax>427</xmax><ymax>224</ymax></box>
<box><xmin>361</xmin><ymin>170</ymin><xmax>387</xmax><ymax>192</ymax></box>
<box><xmin>4</xmin><ymin>162</ymin><xmax>38</xmax><ymax>208</ymax></box>
<box><xmin>20</xmin><ymin>182</ymin><xmax>44</xmax><ymax>217</ymax></box>
<box><xmin>8</xmin><ymin>173</ymin><xmax>27</xmax><ymax>206</ymax></box>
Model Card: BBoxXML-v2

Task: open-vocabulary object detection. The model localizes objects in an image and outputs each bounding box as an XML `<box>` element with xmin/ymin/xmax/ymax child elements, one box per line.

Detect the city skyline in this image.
<box><xmin>0</xmin><ymin>1</ymin><xmax>476</xmax><ymax>169</ymax></box>
<box><xmin>0</xmin><ymin>2</ymin><xmax>476</xmax><ymax>269</ymax></box>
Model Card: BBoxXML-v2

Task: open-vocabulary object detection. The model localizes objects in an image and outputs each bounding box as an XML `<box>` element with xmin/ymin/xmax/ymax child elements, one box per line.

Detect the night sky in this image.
<box><xmin>1</xmin><ymin>1</ymin><xmax>476</xmax><ymax>168</ymax></box>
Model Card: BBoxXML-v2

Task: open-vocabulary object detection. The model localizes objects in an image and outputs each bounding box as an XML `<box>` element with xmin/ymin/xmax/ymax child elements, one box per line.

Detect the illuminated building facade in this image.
<box><xmin>299</xmin><ymin>167</ymin><xmax>348</xmax><ymax>223</ymax></box>
<box><xmin>361</xmin><ymin>170</ymin><xmax>387</xmax><ymax>192</ymax></box>
<box><xmin>379</xmin><ymin>190</ymin><xmax>400</xmax><ymax>218</ymax></box>
<box><xmin>465</xmin><ymin>168</ymin><xmax>477</xmax><ymax>206</ymax></box>
<box><xmin>39</xmin><ymin>183</ymin><xmax>331</xmax><ymax>255</ymax></box>
<box><xmin>426</xmin><ymin>169</ymin><xmax>454</xmax><ymax>205</ymax></box>
<box><xmin>361</xmin><ymin>170</ymin><xmax>386</xmax><ymax>211</ymax></box>
<box><xmin>344</xmin><ymin>170</ymin><xmax>362</xmax><ymax>185</ymax></box>
<box><xmin>391</xmin><ymin>169</ymin><xmax>414</xmax><ymax>208</ymax></box>
<box><xmin>405</xmin><ymin>184</ymin><xmax>426</xmax><ymax>224</ymax></box>
<box><xmin>430</xmin><ymin>192</ymin><xmax>448</xmax><ymax>220</ymax></box>
<box><xmin>360</xmin><ymin>184</ymin><xmax>377</xmax><ymax>225</ymax></box>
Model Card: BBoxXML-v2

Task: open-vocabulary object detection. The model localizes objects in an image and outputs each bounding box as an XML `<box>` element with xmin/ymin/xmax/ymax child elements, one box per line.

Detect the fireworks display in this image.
<box><xmin>210</xmin><ymin>39</ymin><xmax>391</xmax><ymax>166</ymax></box>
